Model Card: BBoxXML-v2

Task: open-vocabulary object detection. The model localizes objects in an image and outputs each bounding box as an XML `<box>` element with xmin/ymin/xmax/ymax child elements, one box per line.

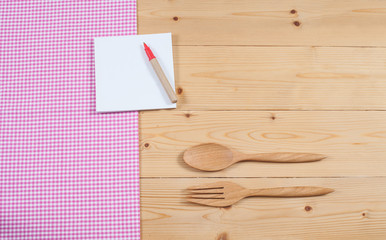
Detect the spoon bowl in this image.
<box><xmin>183</xmin><ymin>143</ymin><xmax>235</xmax><ymax>171</ymax></box>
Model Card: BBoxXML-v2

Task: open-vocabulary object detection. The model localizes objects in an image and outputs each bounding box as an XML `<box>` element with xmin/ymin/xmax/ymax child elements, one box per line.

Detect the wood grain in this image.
<box><xmin>138</xmin><ymin>0</ymin><xmax>386</xmax><ymax>46</ymax></box>
<box><xmin>140</xmin><ymin>110</ymin><xmax>386</xmax><ymax>177</ymax></box>
<box><xmin>173</xmin><ymin>46</ymin><xmax>386</xmax><ymax>110</ymax></box>
<box><xmin>138</xmin><ymin>0</ymin><xmax>386</xmax><ymax>238</ymax></box>
<box><xmin>141</xmin><ymin>178</ymin><xmax>386</xmax><ymax>240</ymax></box>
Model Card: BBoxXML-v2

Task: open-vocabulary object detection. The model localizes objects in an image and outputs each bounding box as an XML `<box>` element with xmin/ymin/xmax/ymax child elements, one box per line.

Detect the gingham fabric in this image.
<box><xmin>0</xmin><ymin>1</ymin><xmax>140</xmax><ymax>239</ymax></box>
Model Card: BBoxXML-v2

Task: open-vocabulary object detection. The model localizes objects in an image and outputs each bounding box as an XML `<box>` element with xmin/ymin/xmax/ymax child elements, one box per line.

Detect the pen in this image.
<box><xmin>143</xmin><ymin>42</ymin><xmax>178</xmax><ymax>103</ymax></box>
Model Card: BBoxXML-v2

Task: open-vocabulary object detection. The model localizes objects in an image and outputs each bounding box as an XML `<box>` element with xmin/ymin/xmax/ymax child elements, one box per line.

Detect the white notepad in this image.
<box><xmin>94</xmin><ymin>33</ymin><xmax>176</xmax><ymax>112</ymax></box>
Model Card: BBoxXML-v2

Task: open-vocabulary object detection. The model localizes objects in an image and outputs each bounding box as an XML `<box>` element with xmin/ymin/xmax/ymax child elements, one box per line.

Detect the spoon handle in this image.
<box><xmin>247</xmin><ymin>186</ymin><xmax>334</xmax><ymax>197</ymax></box>
<box><xmin>239</xmin><ymin>152</ymin><xmax>326</xmax><ymax>163</ymax></box>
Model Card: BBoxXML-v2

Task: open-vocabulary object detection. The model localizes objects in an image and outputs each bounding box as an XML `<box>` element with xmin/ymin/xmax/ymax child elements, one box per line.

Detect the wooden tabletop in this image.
<box><xmin>138</xmin><ymin>0</ymin><xmax>386</xmax><ymax>239</ymax></box>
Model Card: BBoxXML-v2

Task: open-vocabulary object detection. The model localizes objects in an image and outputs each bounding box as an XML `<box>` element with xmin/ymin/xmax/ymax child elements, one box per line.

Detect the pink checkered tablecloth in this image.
<box><xmin>0</xmin><ymin>1</ymin><xmax>140</xmax><ymax>239</ymax></box>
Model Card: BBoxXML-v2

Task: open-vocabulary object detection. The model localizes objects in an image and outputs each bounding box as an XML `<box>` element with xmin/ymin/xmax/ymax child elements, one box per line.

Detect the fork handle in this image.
<box><xmin>238</xmin><ymin>152</ymin><xmax>326</xmax><ymax>163</ymax></box>
<box><xmin>248</xmin><ymin>186</ymin><xmax>334</xmax><ymax>197</ymax></box>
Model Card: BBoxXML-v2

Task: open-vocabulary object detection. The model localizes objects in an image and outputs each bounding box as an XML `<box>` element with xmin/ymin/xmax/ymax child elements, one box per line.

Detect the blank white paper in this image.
<box><xmin>94</xmin><ymin>33</ymin><xmax>176</xmax><ymax>112</ymax></box>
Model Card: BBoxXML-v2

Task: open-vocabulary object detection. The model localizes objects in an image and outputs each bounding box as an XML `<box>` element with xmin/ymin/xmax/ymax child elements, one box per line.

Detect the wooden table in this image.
<box><xmin>138</xmin><ymin>0</ymin><xmax>386</xmax><ymax>239</ymax></box>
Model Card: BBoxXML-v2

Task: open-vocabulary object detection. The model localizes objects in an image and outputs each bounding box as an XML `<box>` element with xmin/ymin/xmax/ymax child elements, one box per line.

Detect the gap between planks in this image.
<box><xmin>174</xmin><ymin>45</ymin><xmax>386</xmax><ymax>48</ymax></box>
<box><xmin>140</xmin><ymin>176</ymin><xmax>386</xmax><ymax>179</ymax></box>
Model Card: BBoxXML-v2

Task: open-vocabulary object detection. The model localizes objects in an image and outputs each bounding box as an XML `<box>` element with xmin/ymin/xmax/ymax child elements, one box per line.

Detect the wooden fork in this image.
<box><xmin>187</xmin><ymin>181</ymin><xmax>334</xmax><ymax>207</ymax></box>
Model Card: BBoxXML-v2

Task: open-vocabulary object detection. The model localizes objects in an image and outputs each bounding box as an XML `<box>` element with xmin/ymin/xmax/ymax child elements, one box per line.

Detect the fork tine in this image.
<box><xmin>187</xmin><ymin>182</ymin><xmax>226</xmax><ymax>190</ymax></box>
<box><xmin>188</xmin><ymin>188</ymin><xmax>224</xmax><ymax>194</ymax></box>
<box><xmin>188</xmin><ymin>194</ymin><xmax>224</xmax><ymax>199</ymax></box>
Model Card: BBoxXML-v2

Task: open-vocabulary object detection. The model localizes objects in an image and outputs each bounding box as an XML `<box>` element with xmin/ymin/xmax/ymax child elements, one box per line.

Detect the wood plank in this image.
<box><xmin>140</xmin><ymin>110</ymin><xmax>386</xmax><ymax>177</ymax></box>
<box><xmin>138</xmin><ymin>0</ymin><xmax>386</xmax><ymax>46</ymax></box>
<box><xmin>172</xmin><ymin>46</ymin><xmax>386</xmax><ymax>110</ymax></box>
<box><xmin>141</xmin><ymin>177</ymin><xmax>386</xmax><ymax>240</ymax></box>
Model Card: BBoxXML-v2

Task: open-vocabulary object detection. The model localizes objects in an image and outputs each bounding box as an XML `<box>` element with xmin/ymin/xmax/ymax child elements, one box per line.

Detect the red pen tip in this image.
<box><xmin>143</xmin><ymin>42</ymin><xmax>155</xmax><ymax>60</ymax></box>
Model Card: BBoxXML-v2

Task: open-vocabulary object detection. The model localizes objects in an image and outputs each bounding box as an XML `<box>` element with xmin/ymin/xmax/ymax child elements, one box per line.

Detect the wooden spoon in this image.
<box><xmin>183</xmin><ymin>143</ymin><xmax>326</xmax><ymax>171</ymax></box>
